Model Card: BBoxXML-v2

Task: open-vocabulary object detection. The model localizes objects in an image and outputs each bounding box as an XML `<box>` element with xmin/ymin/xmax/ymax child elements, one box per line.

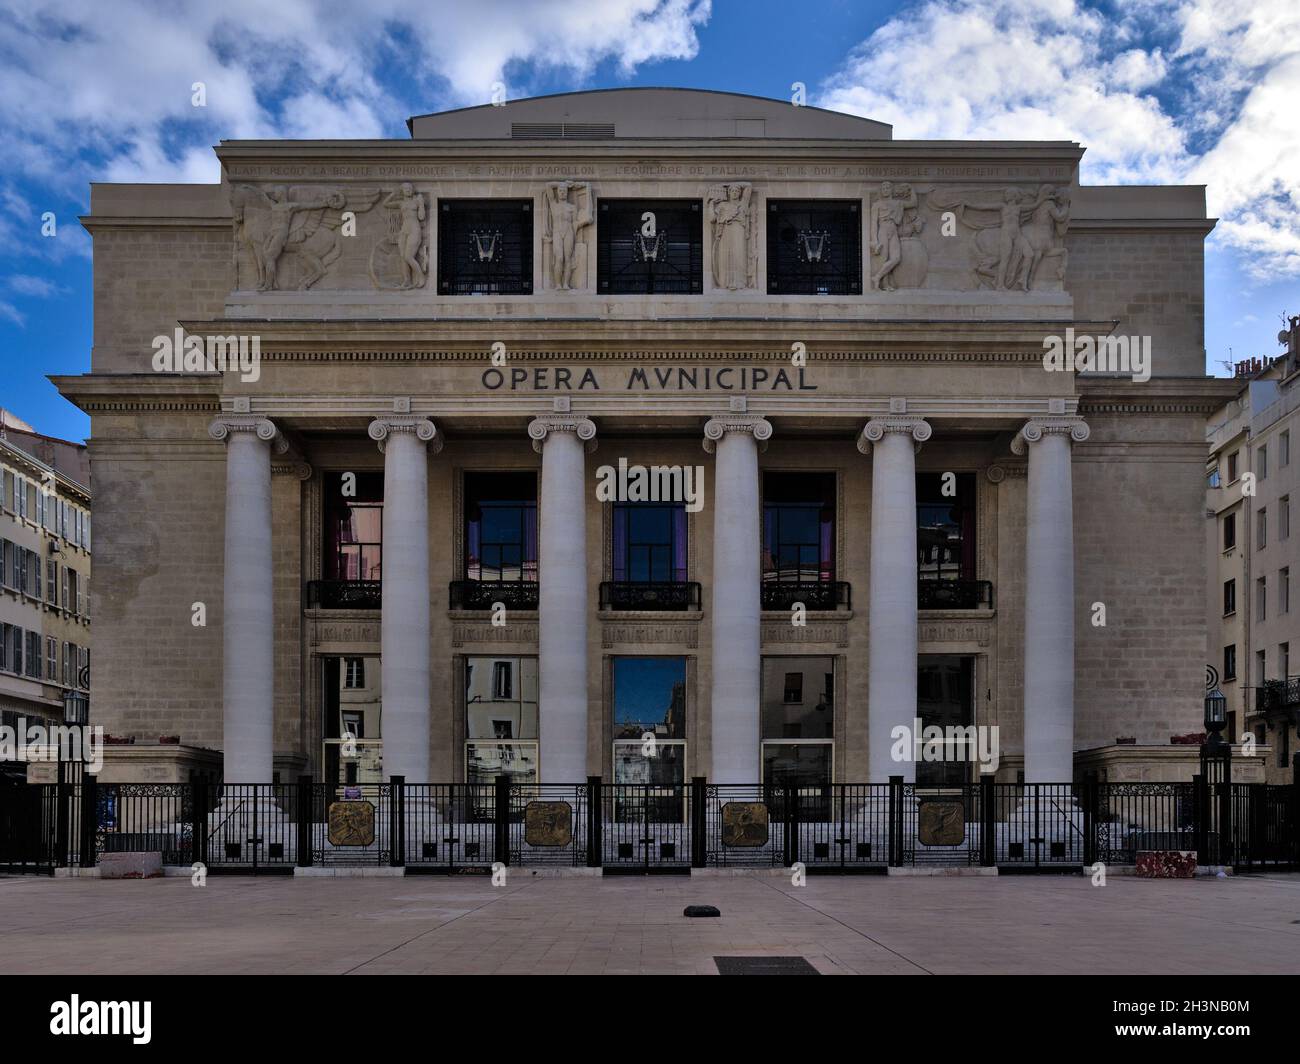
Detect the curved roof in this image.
<box><xmin>407</xmin><ymin>87</ymin><xmax>891</xmax><ymax>141</ymax></box>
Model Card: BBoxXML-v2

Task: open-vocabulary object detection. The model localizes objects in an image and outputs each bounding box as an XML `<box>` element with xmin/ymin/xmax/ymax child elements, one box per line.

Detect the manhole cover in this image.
<box><xmin>715</xmin><ymin>956</ymin><xmax>819</xmax><ymax>975</ymax></box>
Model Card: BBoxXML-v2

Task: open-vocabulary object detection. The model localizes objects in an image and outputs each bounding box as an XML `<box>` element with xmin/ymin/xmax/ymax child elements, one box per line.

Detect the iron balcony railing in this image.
<box><xmin>305</xmin><ymin>580</ymin><xmax>381</xmax><ymax>610</ymax></box>
<box><xmin>760</xmin><ymin>580</ymin><xmax>852</xmax><ymax>611</ymax></box>
<box><xmin>918</xmin><ymin>579</ymin><xmax>994</xmax><ymax>610</ymax></box>
<box><xmin>448</xmin><ymin>580</ymin><xmax>539</xmax><ymax>611</ymax></box>
<box><xmin>1255</xmin><ymin>676</ymin><xmax>1300</xmax><ymax>714</ymax></box>
<box><xmin>599</xmin><ymin>580</ymin><xmax>702</xmax><ymax>611</ymax></box>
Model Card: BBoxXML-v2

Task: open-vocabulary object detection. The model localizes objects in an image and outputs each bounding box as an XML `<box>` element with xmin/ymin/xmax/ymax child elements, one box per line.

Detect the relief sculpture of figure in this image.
<box><xmin>233</xmin><ymin>184</ymin><xmax>380</xmax><ymax>290</ymax></box>
<box><xmin>927</xmin><ymin>185</ymin><xmax>1052</xmax><ymax>291</ymax></box>
<box><xmin>870</xmin><ymin>181</ymin><xmax>919</xmax><ymax>291</ymax></box>
<box><xmin>542</xmin><ymin>181</ymin><xmax>594</xmax><ymax>290</ymax></box>
<box><xmin>705</xmin><ymin>182</ymin><xmax>754</xmax><ymax>290</ymax></box>
<box><xmin>1023</xmin><ymin>185</ymin><xmax>1070</xmax><ymax>287</ymax></box>
<box><xmin>379</xmin><ymin>182</ymin><xmax>428</xmax><ymax>288</ymax></box>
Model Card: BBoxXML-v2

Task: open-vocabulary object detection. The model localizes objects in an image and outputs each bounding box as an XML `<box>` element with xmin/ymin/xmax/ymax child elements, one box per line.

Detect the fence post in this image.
<box><xmin>295</xmin><ymin>775</ymin><xmax>313</xmax><ymax>868</ymax></box>
<box><xmin>55</xmin><ymin>757</ymin><xmax>70</xmax><ymax>868</ymax></box>
<box><xmin>389</xmin><ymin>775</ymin><xmax>405</xmax><ymax>868</ymax></box>
<box><xmin>1193</xmin><ymin>772</ymin><xmax>1208</xmax><ymax>865</ymax></box>
<box><xmin>587</xmin><ymin>776</ymin><xmax>602</xmax><ymax>868</ymax></box>
<box><xmin>191</xmin><ymin>776</ymin><xmax>206</xmax><ymax>867</ymax></box>
<box><xmin>494</xmin><ymin>774</ymin><xmax>511</xmax><ymax>867</ymax></box>
<box><xmin>78</xmin><ymin>772</ymin><xmax>97</xmax><ymax>869</ymax></box>
<box><xmin>980</xmin><ymin>774</ymin><xmax>995</xmax><ymax>867</ymax></box>
<box><xmin>690</xmin><ymin>776</ymin><xmax>706</xmax><ymax>868</ymax></box>
<box><xmin>1293</xmin><ymin>754</ymin><xmax>1300</xmax><ymax>868</ymax></box>
<box><xmin>888</xmin><ymin>775</ymin><xmax>903</xmax><ymax>867</ymax></box>
<box><xmin>1082</xmin><ymin>771</ymin><xmax>1097</xmax><ymax>867</ymax></box>
<box><xmin>782</xmin><ymin>784</ymin><xmax>799</xmax><ymax>868</ymax></box>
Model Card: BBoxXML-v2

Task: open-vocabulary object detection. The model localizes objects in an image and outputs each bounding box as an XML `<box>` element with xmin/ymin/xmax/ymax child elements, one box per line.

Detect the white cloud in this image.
<box><xmin>0</xmin><ymin>0</ymin><xmax>710</xmax><ymax>191</ymax></box>
<box><xmin>818</xmin><ymin>0</ymin><xmax>1300</xmax><ymax>280</ymax></box>
<box><xmin>0</xmin><ymin>300</ymin><xmax>24</xmax><ymax>326</ymax></box>
<box><xmin>6</xmin><ymin>274</ymin><xmax>65</xmax><ymax>297</ymax></box>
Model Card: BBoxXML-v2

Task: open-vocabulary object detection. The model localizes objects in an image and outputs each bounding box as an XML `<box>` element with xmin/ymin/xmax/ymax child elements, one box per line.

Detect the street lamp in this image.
<box><xmin>1203</xmin><ymin>686</ymin><xmax>1227</xmax><ymax>747</ymax></box>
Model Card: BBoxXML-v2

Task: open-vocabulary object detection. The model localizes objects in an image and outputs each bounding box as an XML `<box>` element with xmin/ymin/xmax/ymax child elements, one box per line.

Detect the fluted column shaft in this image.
<box><xmin>529</xmin><ymin>415</ymin><xmax>597</xmax><ymax>783</ymax></box>
<box><xmin>370</xmin><ymin>415</ymin><xmax>439</xmax><ymax>783</ymax></box>
<box><xmin>860</xmin><ymin>416</ymin><xmax>931</xmax><ymax>783</ymax></box>
<box><xmin>1014</xmin><ymin>417</ymin><xmax>1089</xmax><ymax>783</ymax></box>
<box><xmin>209</xmin><ymin>416</ymin><xmax>285</xmax><ymax>783</ymax></box>
<box><xmin>704</xmin><ymin>415</ymin><xmax>771</xmax><ymax>783</ymax></box>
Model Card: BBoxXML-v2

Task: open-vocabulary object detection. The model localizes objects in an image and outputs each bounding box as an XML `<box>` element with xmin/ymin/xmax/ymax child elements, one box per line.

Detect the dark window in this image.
<box><xmin>1223</xmin><ymin>644</ymin><xmax>1237</xmax><ymax>681</ymax></box>
<box><xmin>766</xmin><ymin>200</ymin><xmax>862</xmax><ymax>295</ymax></box>
<box><xmin>597</xmin><ymin>199</ymin><xmax>702</xmax><ymax>294</ymax></box>
<box><xmin>324</xmin><ymin>472</ymin><xmax>383</xmax><ymax>581</ymax></box>
<box><xmin>917</xmin><ymin>655</ymin><xmax>974</xmax><ymax>787</ymax></box>
<box><xmin>465</xmin><ymin>472</ymin><xmax>537</xmax><ymax>583</ymax></box>
<box><xmin>492</xmin><ymin>660</ymin><xmax>513</xmax><ymax>700</ymax></box>
<box><xmin>917</xmin><ymin>473</ymin><xmax>977</xmax><ymax>580</ymax></box>
<box><xmin>763</xmin><ymin>472</ymin><xmax>834</xmax><ymax>582</ymax></box>
<box><xmin>613</xmin><ymin>502</ymin><xmax>686</xmax><ymax>582</ymax></box>
<box><xmin>437</xmin><ymin>200</ymin><xmax>532</xmax><ymax>295</ymax></box>
<box><xmin>1223</xmin><ymin>512</ymin><xmax>1236</xmax><ymax>550</ymax></box>
<box><xmin>783</xmin><ymin>672</ymin><xmax>803</xmax><ymax>704</ymax></box>
<box><xmin>1223</xmin><ymin>579</ymin><xmax>1236</xmax><ymax>615</ymax></box>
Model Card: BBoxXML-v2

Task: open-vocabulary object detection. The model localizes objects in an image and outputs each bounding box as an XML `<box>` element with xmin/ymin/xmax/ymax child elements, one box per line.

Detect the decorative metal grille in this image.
<box><xmin>766</xmin><ymin>200</ymin><xmax>862</xmax><ymax>295</ymax></box>
<box><xmin>437</xmin><ymin>200</ymin><xmax>532</xmax><ymax>295</ymax></box>
<box><xmin>597</xmin><ymin>199</ymin><xmax>702</xmax><ymax>294</ymax></box>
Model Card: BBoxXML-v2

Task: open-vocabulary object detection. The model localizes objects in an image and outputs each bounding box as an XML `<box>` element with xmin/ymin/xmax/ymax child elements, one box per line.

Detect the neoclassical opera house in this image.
<box><xmin>58</xmin><ymin>88</ymin><xmax>1230</xmax><ymax>792</ymax></box>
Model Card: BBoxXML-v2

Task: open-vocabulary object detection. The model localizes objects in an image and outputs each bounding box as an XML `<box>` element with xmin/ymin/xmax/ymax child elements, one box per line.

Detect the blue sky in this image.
<box><xmin>2</xmin><ymin>0</ymin><xmax>1298</xmax><ymax>442</ymax></box>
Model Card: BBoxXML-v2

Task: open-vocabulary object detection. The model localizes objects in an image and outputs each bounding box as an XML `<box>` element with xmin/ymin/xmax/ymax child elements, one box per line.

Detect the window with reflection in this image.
<box><xmin>464</xmin><ymin>656</ymin><xmax>538</xmax><ymax>785</ymax></box>
<box><xmin>766</xmin><ymin>200</ymin><xmax>862</xmax><ymax>295</ymax></box>
<box><xmin>613</xmin><ymin>502</ymin><xmax>686</xmax><ymax>583</ymax></box>
<box><xmin>916</xmin><ymin>472</ymin><xmax>976</xmax><ymax>581</ymax></box>
<box><xmin>465</xmin><ymin>473</ymin><xmax>537</xmax><ymax>583</ymax></box>
<box><xmin>612</xmin><ymin>657</ymin><xmax>687</xmax><ymax>820</ymax></box>
<box><xmin>324</xmin><ymin>471</ymin><xmax>383</xmax><ymax>581</ymax></box>
<box><xmin>437</xmin><ymin>200</ymin><xmax>533</xmax><ymax>295</ymax></box>
<box><xmin>761</xmin><ymin>656</ymin><xmax>834</xmax><ymax>791</ymax></box>
<box><xmin>763</xmin><ymin>473</ymin><xmax>834</xmax><ymax>582</ymax></box>
<box><xmin>916</xmin><ymin>655</ymin><xmax>974</xmax><ymax>787</ymax></box>
<box><xmin>322</xmin><ymin>654</ymin><xmax>382</xmax><ymax>792</ymax></box>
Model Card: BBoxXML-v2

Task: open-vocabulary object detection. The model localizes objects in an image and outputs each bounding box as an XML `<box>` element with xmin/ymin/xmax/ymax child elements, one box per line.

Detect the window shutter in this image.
<box><xmin>62</xmin><ymin>566</ymin><xmax>69</xmax><ymax>611</ymax></box>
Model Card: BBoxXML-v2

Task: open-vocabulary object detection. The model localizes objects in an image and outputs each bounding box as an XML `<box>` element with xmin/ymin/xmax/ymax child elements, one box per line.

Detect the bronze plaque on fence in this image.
<box><xmin>524</xmin><ymin>801</ymin><xmax>572</xmax><ymax>847</ymax></box>
<box><xmin>327</xmin><ymin>800</ymin><xmax>376</xmax><ymax>847</ymax></box>
<box><xmin>721</xmin><ymin>802</ymin><xmax>769</xmax><ymax>847</ymax></box>
<box><xmin>918</xmin><ymin>800</ymin><xmax>965</xmax><ymax>846</ymax></box>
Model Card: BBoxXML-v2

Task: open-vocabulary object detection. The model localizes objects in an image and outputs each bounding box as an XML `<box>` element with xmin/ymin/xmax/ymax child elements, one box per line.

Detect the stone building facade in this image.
<box><xmin>54</xmin><ymin>89</ymin><xmax>1234</xmax><ymax>788</ymax></box>
<box><xmin>0</xmin><ymin>410</ymin><xmax>92</xmax><ymax>760</ymax></box>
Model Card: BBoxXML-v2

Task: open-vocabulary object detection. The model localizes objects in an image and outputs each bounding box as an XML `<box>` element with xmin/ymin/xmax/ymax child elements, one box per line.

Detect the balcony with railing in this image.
<box><xmin>1254</xmin><ymin>677</ymin><xmax>1300</xmax><ymax>715</ymax></box>
<box><xmin>305</xmin><ymin>580</ymin><xmax>381</xmax><ymax>610</ymax></box>
<box><xmin>917</xmin><ymin>579</ymin><xmax>994</xmax><ymax>610</ymax></box>
<box><xmin>448</xmin><ymin>580</ymin><xmax>539</xmax><ymax>611</ymax></box>
<box><xmin>760</xmin><ymin>580</ymin><xmax>851</xmax><ymax>611</ymax></box>
<box><xmin>599</xmin><ymin>581</ymin><xmax>701</xmax><ymax>611</ymax></box>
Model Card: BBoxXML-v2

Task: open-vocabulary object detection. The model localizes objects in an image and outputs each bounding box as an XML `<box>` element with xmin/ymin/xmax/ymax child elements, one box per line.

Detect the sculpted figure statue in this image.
<box><xmin>381</xmin><ymin>183</ymin><xmax>428</xmax><ymax>289</ymax></box>
<box><xmin>706</xmin><ymin>183</ymin><xmax>754</xmax><ymax>290</ymax></box>
<box><xmin>870</xmin><ymin>181</ymin><xmax>919</xmax><ymax>291</ymax></box>
<box><xmin>542</xmin><ymin>181</ymin><xmax>594</xmax><ymax>290</ymax></box>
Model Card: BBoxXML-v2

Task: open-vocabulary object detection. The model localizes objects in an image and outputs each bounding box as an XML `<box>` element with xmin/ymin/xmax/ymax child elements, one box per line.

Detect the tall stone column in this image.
<box><xmin>528</xmin><ymin>413</ymin><xmax>597</xmax><ymax>783</ymax></box>
<box><xmin>209</xmin><ymin>415</ymin><xmax>287</xmax><ymax>783</ymax></box>
<box><xmin>368</xmin><ymin>415</ymin><xmax>440</xmax><ymax>783</ymax></box>
<box><xmin>703</xmin><ymin>414</ymin><xmax>772</xmax><ymax>783</ymax></box>
<box><xmin>1012</xmin><ymin>417</ymin><xmax>1089</xmax><ymax>783</ymax></box>
<box><xmin>859</xmin><ymin>414</ymin><xmax>931</xmax><ymax>783</ymax></box>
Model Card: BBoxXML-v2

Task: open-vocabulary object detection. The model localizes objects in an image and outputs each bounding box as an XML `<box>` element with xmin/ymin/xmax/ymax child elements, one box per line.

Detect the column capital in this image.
<box><xmin>1010</xmin><ymin>417</ymin><xmax>1090</xmax><ymax>455</ymax></box>
<box><xmin>702</xmin><ymin>415</ymin><xmax>772</xmax><ymax>454</ymax></box>
<box><xmin>208</xmin><ymin>415</ymin><xmax>289</xmax><ymax>454</ymax></box>
<box><xmin>528</xmin><ymin>414</ymin><xmax>597</xmax><ymax>454</ymax></box>
<box><xmin>857</xmin><ymin>416</ymin><xmax>930</xmax><ymax>455</ymax></box>
<box><xmin>368</xmin><ymin>415</ymin><xmax>441</xmax><ymax>454</ymax></box>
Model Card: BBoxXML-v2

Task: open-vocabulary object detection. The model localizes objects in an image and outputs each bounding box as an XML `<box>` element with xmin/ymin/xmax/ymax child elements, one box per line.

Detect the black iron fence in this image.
<box><xmin>3</xmin><ymin>774</ymin><xmax>1297</xmax><ymax>875</ymax></box>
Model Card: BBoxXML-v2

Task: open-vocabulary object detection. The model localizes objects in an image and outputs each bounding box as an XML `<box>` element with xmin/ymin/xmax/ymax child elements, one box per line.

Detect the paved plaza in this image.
<box><xmin>2</xmin><ymin>871</ymin><xmax>1298</xmax><ymax>975</ymax></box>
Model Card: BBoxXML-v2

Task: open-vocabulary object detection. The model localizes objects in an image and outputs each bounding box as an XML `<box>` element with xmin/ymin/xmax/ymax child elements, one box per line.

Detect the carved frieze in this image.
<box><xmin>705</xmin><ymin>182</ymin><xmax>756</xmax><ymax>290</ymax></box>
<box><xmin>601</xmin><ymin>620</ymin><xmax>701</xmax><ymax>648</ymax></box>
<box><xmin>760</xmin><ymin>619</ymin><xmax>850</xmax><ymax>647</ymax></box>
<box><xmin>541</xmin><ymin>180</ymin><xmax>595</xmax><ymax>291</ymax></box>
<box><xmin>370</xmin><ymin>184</ymin><xmax>429</xmax><ymax>290</ymax></box>
<box><xmin>452</xmin><ymin>621</ymin><xmax>540</xmax><ymax>647</ymax></box>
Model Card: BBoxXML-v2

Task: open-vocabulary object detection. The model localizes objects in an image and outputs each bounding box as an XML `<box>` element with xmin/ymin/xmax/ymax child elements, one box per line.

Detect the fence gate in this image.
<box><xmin>601</xmin><ymin>783</ymin><xmax>690</xmax><ymax>873</ymax></box>
<box><xmin>0</xmin><ymin>779</ymin><xmax>58</xmax><ymax>874</ymax></box>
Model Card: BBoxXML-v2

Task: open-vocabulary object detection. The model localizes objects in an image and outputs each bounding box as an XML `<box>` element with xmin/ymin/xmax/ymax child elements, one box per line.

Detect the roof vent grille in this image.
<box><xmin>511</xmin><ymin>122</ymin><xmax>615</xmax><ymax>139</ymax></box>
